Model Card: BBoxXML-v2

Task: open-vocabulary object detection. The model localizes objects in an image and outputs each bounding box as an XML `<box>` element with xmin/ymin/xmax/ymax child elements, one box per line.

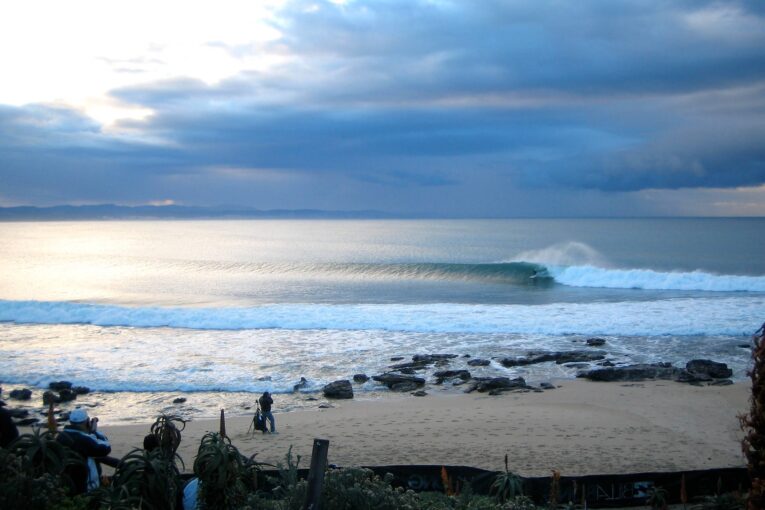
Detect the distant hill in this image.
<box><xmin>0</xmin><ymin>204</ymin><xmax>402</xmax><ymax>221</ymax></box>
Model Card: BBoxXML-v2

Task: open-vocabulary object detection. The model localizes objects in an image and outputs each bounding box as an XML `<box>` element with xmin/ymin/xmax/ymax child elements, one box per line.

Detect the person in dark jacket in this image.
<box><xmin>56</xmin><ymin>408</ymin><xmax>111</xmax><ymax>494</ymax></box>
<box><xmin>258</xmin><ymin>391</ymin><xmax>276</xmax><ymax>433</ymax></box>
<box><xmin>0</xmin><ymin>402</ymin><xmax>19</xmax><ymax>448</ymax></box>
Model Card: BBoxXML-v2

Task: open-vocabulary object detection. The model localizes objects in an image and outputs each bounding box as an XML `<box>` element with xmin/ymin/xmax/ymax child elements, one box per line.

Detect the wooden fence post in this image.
<box><xmin>303</xmin><ymin>438</ymin><xmax>330</xmax><ymax>510</ymax></box>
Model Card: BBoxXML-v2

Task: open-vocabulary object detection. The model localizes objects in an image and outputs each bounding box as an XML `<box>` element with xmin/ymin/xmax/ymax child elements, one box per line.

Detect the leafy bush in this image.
<box><xmin>0</xmin><ymin>429</ymin><xmax>83</xmax><ymax>510</ymax></box>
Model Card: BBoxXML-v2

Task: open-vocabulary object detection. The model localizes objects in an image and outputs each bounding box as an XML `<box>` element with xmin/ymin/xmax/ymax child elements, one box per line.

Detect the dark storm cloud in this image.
<box><xmin>2</xmin><ymin>0</ymin><xmax>765</xmax><ymax>213</ymax></box>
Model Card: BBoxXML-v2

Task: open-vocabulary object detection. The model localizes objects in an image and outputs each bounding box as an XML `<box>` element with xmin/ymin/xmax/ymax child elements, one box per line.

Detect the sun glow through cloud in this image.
<box><xmin>0</xmin><ymin>0</ymin><xmax>285</xmax><ymax>125</ymax></box>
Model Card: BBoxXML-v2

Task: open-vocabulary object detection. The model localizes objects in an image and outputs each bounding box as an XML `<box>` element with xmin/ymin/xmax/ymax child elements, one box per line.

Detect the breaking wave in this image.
<box><xmin>0</xmin><ymin>298</ymin><xmax>761</xmax><ymax>335</ymax></box>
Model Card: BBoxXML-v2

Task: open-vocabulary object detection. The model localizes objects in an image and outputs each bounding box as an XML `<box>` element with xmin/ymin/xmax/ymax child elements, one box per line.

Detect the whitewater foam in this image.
<box><xmin>550</xmin><ymin>265</ymin><xmax>765</xmax><ymax>292</ymax></box>
<box><xmin>0</xmin><ymin>298</ymin><xmax>761</xmax><ymax>336</ymax></box>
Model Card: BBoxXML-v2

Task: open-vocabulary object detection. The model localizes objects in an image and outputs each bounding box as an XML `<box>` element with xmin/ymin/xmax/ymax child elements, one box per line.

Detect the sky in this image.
<box><xmin>0</xmin><ymin>0</ymin><xmax>764</xmax><ymax>217</ymax></box>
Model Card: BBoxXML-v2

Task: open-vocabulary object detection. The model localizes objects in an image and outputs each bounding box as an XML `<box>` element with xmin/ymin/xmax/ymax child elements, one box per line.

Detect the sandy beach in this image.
<box><xmin>97</xmin><ymin>380</ymin><xmax>748</xmax><ymax>477</ymax></box>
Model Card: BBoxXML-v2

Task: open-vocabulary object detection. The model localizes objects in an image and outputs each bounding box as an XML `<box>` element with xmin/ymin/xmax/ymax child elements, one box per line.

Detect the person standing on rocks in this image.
<box><xmin>258</xmin><ymin>391</ymin><xmax>276</xmax><ymax>433</ymax></box>
<box><xmin>56</xmin><ymin>408</ymin><xmax>112</xmax><ymax>494</ymax></box>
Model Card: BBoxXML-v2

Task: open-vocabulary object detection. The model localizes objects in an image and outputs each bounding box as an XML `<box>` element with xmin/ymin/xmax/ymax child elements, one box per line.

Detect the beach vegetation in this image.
<box><xmin>741</xmin><ymin>323</ymin><xmax>765</xmax><ymax>510</ymax></box>
<box><xmin>490</xmin><ymin>455</ymin><xmax>524</xmax><ymax>503</ymax></box>
<box><xmin>647</xmin><ymin>486</ymin><xmax>668</xmax><ymax>510</ymax></box>
<box><xmin>149</xmin><ymin>414</ymin><xmax>186</xmax><ymax>464</ymax></box>
<box><xmin>93</xmin><ymin>448</ymin><xmax>183</xmax><ymax>510</ymax></box>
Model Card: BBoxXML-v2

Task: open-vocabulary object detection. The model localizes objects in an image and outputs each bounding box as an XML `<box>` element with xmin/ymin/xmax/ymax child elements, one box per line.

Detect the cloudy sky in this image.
<box><xmin>1</xmin><ymin>0</ymin><xmax>764</xmax><ymax>217</ymax></box>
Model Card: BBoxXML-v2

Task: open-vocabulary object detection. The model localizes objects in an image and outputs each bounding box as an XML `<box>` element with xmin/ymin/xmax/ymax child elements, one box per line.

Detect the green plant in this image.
<box><xmin>0</xmin><ymin>428</ymin><xmax>86</xmax><ymax>509</ymax></box>
<box><xmin>96</xmin><ymin>448</ymin><xmax>182</xmax><ymax>510</ymax></box>
<box><xmin>194</xmin><ymin>432</ymin><xmax>248</xmax><ymax>509</ymax></box>
<box><xmin>741</xmin><ymin>323</ymin><xmax>765</xmax><ymax>510</ymax></box>
<box><xmin>320</xmin><ymin>467</ymin><xmax>421</xmax><ymax>510</ymax></box>
<box><xmin>149</xmin><ymin>414</ymin><xmax>186</xmax><ymax>464</ymax></box>
<box><xmin>647</xmin><ymin>486</ymin><xmax>668</xmax><ymax>510</ymax></box>
<box><xmin>490</xmin><ymin>455</ymin><xmax>524</xmax><ymax>504</ymax></box>
<box><xmin>691</xmin><ymin>492</ymin><xmax>745</xmax><ymax>510</ymax></box>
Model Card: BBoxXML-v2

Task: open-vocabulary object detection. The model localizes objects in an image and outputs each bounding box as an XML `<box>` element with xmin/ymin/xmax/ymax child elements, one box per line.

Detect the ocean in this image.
<box><xmin>0</xmin><ymin>218</ymin><xmax>763</xmax><ymax>424</ymax></box>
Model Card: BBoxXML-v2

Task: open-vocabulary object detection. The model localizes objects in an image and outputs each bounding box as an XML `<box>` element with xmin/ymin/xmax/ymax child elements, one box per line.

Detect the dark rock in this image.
<box><xmin>391</xmin><ymin>381</ymin><xmax>420</xmax><ymax>392</ymax></box>
<box><xmin>466</xmin><ymin>377</ymin><xmax>529</xmax><ymax>393</ymax></box>
<box><xmin>412</xmin><ymin>390</ymin><xmax>428</xmax><ymax>397</ymax></box>
<box><xmin>390</xmin><ymin>356</ymin><xmax>404</xmax><ymax>361</ymax></box>
<box><xmin>433</xmin><ymin>370</ymin><xmax>471</xmax><ymax>384</ymax></box>
<box><xmin>500</xmin><ymin>350</ymin><xmax>607</xmax><ymax>368</ymax></box>
<box><xmin>49</xmin><ymin>381</ymin><xmax>73</xmax><ymax>391</ymax></box>
<box><xmin>463</xmin><ymin>354</ymin><xmax>471</xmax><ymax>358</ymax></box>
<box><xmin>540</xmin><ymin>382</ymin><xmax>556</xmax><ymax>390</ymax></box>
<box><xmin>676</xmin><ymin>370</ymin><xmax>712</xmax><ymax>383</ymax></box>
<box><xmin>9</xmin><ymin>389</ymin><xmax>32</xmax><ymax>401</ymax></box>
<box><xmin>258</xmin><ymin>376</ymin><xmax>272</xmax><ymax>381</ymax></box>
<box><xmin>173</xmin><ymin>397</ymin><xmax>187</xmax><ymax>404</ymax></box>
<box><xmin>398</xmin><ymin>368</ymin><xmax>416</xmax><ymax>375</ymax></box>
<box><xmin>323</xmin><ymin>380</ymin><xmax>354</xmax><ymax>399</ymax></box>
<box><xmin>412</xmin><ymin>353</ymin><xmax>458</xmax><ymax>363</ymax></box>
<box><xmin>15</xmin><ymin>418</ymin><xmax>39</xmax><ymax>426</ymax></box>
<box><xmin>318</xmin><ymin>404</ymin><xmax>333</xmax><ymax>409</ymax></box>
<box><xmin>43</xmin><ymin>391</ymin><xmax>62</xmax><ymax>405</ymax></box>
<box><xmin>686</xmin><ymin>359</ymin><xmax>733</xmax><ymax>379</ymax></box>
<box><xmin>467</xmin><ymin>358</ymin><xmax>490</xmax><ymax>367</ymax></box>
<box><xmin>389</xmin><ymin>361</ymin><xmax>429</xmax><ymax>371</ymax></box>
<box><xmin>708</xmin><ymin>379</ymin><xmax>734</xmax><ymax>386</ymax></box>
<box><xmin>293</xmin><ymin>377</ymin><xmax>309</xmax><ymax>392</ymax></box>
<box><xmin>72</xmin><ymin>386</ymin><xmax>90</xmax><ymax>395</ymax></box>
<box><xmin>306</xmin><ymin>397</ymin><xmax>318</xmax><ymax>401</ymax></box>
<box><xmin>7</xmin><ymin>408</ymin><xmax>29</xmax><ymax>418</ymax></box>
<box><xmin>598</xmin><ymin>361</ymin><xmax>615</xmax><ymax>367</ymax></box>
<box><xmin>372</xmin><ymin>373</ymin><xmax>426</xmax><ymax>389</ymax></box>
<box><xmin>739</xmin><ymin>344</ymin><xmax>751</xmax><ymax>349</ymax></box>
<box><xmin>58</xmin><ymin>389</ymin><xmax>77</xmax><ymax>402</ymax></box>
<box><xmin>352</xmin><ymin>374</ymin><xmax>369</xmax><ymax>383</ymax></box>
<box><xmin>586</xmin><ymin>338</ymin><xmax>606</xmax><ymax>347</ymax></box>
<box><xmin>578</xmin><ymin>363</ymin><xmax>681</xmax><ymax>382</ymax></box>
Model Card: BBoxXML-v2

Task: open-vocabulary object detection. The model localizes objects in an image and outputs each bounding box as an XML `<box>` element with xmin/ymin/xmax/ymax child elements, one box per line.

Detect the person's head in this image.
<box><xmin>143</xmin><ymin>433</ymin><xmax>160</xmax><ymax>452</ymax></box>
<box><xmin>263</xmin><ymin>391</ymin><xmax>269</xmax><ymax>397</ymax></box>
<box><xmin>69</xmin><ymin>408</ymin><xmax>92</xmax><ymax>431</ymax></box>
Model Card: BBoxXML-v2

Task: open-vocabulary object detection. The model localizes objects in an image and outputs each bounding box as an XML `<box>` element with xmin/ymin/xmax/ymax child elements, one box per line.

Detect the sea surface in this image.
<box><xmin>0</xmin><ymin>218</ymin><xmax>763</xmax><ymax>424</ymax></box>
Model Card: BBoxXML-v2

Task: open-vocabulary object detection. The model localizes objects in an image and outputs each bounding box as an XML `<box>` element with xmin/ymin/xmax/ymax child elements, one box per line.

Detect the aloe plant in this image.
<box><xmin>97</xmin><ymin>448</ymin><xmax>182</xmax><ymax>510</ymax></box>
<box><xmin>490</xmin><ymin>454</ymin><xmax>524</xmax><ymax>503</ymax></box>
<box><xmin>194</xmin><ymin>432</ymin><xmax>248</xmax><ymax>509</ymax></box>
<box><xmin>149</xmin><ymin>414</ymin><xmax>186</xmax><ymax>463</ymax></box>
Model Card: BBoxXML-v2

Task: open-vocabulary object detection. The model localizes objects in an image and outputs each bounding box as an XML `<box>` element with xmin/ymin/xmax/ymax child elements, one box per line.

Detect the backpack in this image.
<box><xmin>249</xmin><ymin>403</ymin><xmax>268</xmax><ymax>435</ymax></box>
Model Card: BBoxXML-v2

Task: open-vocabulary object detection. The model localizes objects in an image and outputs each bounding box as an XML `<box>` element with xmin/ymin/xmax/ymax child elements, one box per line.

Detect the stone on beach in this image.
<box><xmin>466</xmin><ymin>376</ymin><xmax>529</xmax><ymax>393</ymax></box>
<box><xmin>9</xmin><ymin>388</ymin><xmax>32</xmax><ymax>401</ymax></box>
<box><xmin>372</xmin><ymin>373</ymin><xmax>426</xmax><ymax>389</ymax></box>
<box><xmin>352</xmin><ymin>374</ymin><xmax>369</xmax><ymax>383</ymax></box>
<box><xmin>500</xmin><ymin>350</ymin><xmax>607</xmax><ymax>367</ymax></box>
<box><xmin>323</xmin><ymin>380</ymin><xmax>354</xmax><ymax>399</ymax></box>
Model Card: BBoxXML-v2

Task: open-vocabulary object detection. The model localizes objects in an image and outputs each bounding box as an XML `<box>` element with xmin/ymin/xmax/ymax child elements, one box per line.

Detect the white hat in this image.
<box><xmin>69</xmin><ymin>408</ymin><xmax>89</xmax><ymax>423</ymax></box>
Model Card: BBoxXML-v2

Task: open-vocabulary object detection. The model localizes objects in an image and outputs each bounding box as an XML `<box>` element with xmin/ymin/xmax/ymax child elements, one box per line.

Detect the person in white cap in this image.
<box><xmin>56</xmin><ymin>408</ymin><xmax>112</xmax><ymax>494</ymax></box>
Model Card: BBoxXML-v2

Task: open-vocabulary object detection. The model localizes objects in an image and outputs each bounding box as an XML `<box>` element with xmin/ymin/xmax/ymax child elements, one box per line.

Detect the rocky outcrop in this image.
<box><xmin>391</xmin><ymin>381</ymin><xmax>421</xmax><ymax>392</ymax></box>
<box><xmin>389</xmin><ymin>353</ymin><xmax>459</xmax><ymax>372</ymax></box>
<box><xmin>353</xmin><ymin>374</ymin><xmax>369</xmax><ymax>383</ymax></box>
<box><xmin>413</xmin><ymin>353</ymin><xmax>458</xmax><ymax>363</ymax></box>
<box><xmin>578</xmin><ymin>363</ymin><xmax>681</xmax><ymax>382</ymax></box>
<box><xmin>685</xmin><ymin>359</ymin><xmax>733</xmax><ymax>379</ymax></box>
<box><xmin>43</xmin><ymin>391</ymin><xmax>61</xmax><ymax>405</ymax></box>
<box><xmin>586</xmin><ymin>338</ymin><xmax>606</xmax><ymax>347</ymax></box>
<box><xmin>412</xmin><ymin>390</ymin><xmax>428</xmax><ymax>397</ymax></box>
<box><xmin>500</xmin><ymin>350</ymin><xmax>606</xmax><ymax>367</ymax></box>
<box><xmin>323</xmin><ymin>380</ymin><xmax>354</xmax><ymax>399</ymax></box>
<box><xmin>465</xmin><ymin>376</ymin><xmax>530</xmax><ymax>393</ymax></box>
<box><xmin>372</xmin><ymin>373</ymin><xmax>426</xmax><ymax>389</ymax></box>
<box><xmin>49</xmin><ymin>381</ymin><xmax>73</xmax><ymax>391</ymax></box>
<box><xmin>433</xmin><ymin>370</ymin><xmax>471</xmax><ymax>384</ymax></box>
<box><xmin>9</xmin><ymin>389</ymin><xmax>32</xmax><ymax>401</ymax></box>
<box><xmin>173</xmin><ymin>397</ymin><xmax>187</xmax><ymax>404</ymax></box>
<box><xmin>72</xmin><ymin>386</ymin><xmax>90</xmax><ymax>395</ymax></box>
<box><xmin>467</xmin><ymin>358</ymin><xmax>490</xmax><ymax>367</ymax></box>
<box><xmin>293</xmin><ymin>377</ymin><xmax>309</xmax><ymax>392</ymax></box>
